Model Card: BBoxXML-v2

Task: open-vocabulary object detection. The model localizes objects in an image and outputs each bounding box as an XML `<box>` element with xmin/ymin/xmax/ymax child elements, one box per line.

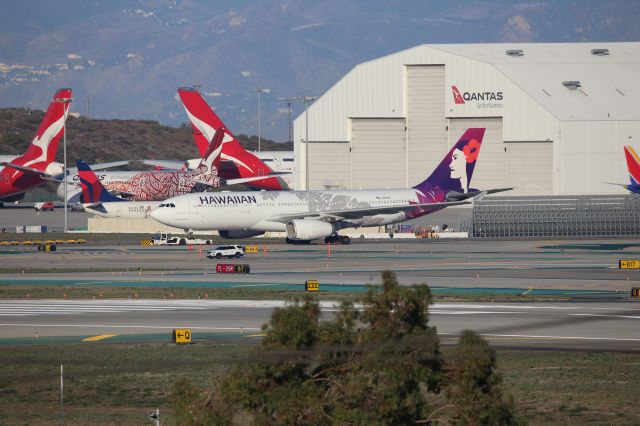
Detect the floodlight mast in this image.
<box><xmin>55</xmin><ymin>95</ymin><xmax>72</xmax><ymax>233</ymax></box>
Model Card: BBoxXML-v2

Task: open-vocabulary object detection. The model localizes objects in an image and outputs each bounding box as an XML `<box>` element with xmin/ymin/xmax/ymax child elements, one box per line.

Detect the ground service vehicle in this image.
<box><xmin>151</xmin><ymin>232</ymin><xmax>212</xmax><ymax>246</ymax></box>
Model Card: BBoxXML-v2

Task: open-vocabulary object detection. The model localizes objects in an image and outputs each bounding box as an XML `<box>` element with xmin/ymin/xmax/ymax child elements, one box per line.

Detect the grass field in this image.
<box><xmin>1</xmin><ymin>342</ymin><xmax>638</xmax><ymax>425</ymax></box>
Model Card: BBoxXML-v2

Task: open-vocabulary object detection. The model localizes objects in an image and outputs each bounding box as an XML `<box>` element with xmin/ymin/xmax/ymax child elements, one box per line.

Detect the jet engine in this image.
<box><xmin>286</xmin><ymin>219</ymin><xmax>334</xmax><ymax>240</ymax></box>
<box><xmin>219</xmin><ymin>229</ymin><xmax>265</xmax><ymax>239</ymax></box>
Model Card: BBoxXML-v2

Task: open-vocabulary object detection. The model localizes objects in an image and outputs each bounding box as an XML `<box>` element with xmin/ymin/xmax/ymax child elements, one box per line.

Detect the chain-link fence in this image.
<box><xmin>460</xmin><ymin>195</ymin><xmax>640</xmax><ymax>238</ymax></box>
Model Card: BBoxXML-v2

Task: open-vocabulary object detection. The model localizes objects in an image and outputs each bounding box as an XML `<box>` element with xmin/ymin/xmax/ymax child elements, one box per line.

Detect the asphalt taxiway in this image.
<box><xmin>0</xmin><ymin>299</ymin><xmax>638</xmax><ymax>351</ymax></box>
<box><xmin>1</xmin><ymin>239</ymin><xmax>640</xmax><ymax>293</ymax></box>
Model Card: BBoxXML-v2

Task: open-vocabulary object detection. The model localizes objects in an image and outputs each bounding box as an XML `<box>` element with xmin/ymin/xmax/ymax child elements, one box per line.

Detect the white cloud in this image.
<box><xmin>290</xmin><ymin>22</ymin><xmax>325</xmax><ymax>31</ymax></box>
<box><xmin>67</xmin><ymin>53</ymin><xmax>82</xmax><ymax>60</ymax></box>
<box><xmin>205</xmin><ymin>92</ymin><xmax>222</xmax><ymax>97</ymax></box>
<box><xmin>241</xmin><ymin>71</ymin><xmax>252</xmax><ymax>78</ymax></box>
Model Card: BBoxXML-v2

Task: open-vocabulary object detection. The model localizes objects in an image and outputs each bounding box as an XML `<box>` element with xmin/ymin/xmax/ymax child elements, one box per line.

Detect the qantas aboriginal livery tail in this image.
<box><xmin>76</xmin><ymin>160</ymin><xmax>123</xmax><ymax>204</ymax></box>
<box><xmin>177</xmin><ymin>87</ymin><xmax>288</xmax><ymax>190</ymax></box>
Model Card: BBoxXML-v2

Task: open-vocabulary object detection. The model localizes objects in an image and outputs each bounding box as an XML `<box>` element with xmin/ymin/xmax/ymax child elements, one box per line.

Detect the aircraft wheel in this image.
<box><xmin>340</xmin><ymin>236</ymin><xmax>351</xmax><ymax>245</ymax></box>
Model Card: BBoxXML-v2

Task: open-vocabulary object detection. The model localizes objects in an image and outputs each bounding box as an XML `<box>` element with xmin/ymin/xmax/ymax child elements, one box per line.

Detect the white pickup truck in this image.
<box><xmin>152</xmin><ymin>232</ymin><xmax>213</xmax><ymax>246</ymax></box>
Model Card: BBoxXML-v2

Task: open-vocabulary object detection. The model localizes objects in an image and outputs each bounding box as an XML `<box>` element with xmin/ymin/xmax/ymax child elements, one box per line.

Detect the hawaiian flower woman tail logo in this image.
<box><xmin>463</xmin><ymin>139</ymin><xmax>480</xmax><ymax>163</ymax></box>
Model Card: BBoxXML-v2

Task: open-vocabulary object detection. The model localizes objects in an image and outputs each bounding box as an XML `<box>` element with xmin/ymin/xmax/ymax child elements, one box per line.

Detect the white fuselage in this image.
<box><xmin>151</xmin><ymin>188</ymin><xmax>423</xmax><ymax>232</ymax></box>
<box><xmin>57</xmin><ymin>171</ymin><xmax>139</xmax><ymax>202</ymax></box>
<box><xmin>84</xmin><ymin>200</ymin><xmax>162</xmax><ymax>219</ymax></box>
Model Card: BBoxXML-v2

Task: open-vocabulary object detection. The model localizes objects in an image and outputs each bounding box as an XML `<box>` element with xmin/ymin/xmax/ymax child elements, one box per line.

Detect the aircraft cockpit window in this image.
<box><xmin>159</xmin><ymin>203</ymin><xmax>166</xmax><ymax>207</ymax></box>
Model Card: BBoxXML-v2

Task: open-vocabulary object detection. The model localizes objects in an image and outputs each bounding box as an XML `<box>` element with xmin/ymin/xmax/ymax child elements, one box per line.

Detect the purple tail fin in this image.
<box><xmin>412</xmin><ymin>128</ymin><xmax>486</xmax><ymax>195</ymax></box>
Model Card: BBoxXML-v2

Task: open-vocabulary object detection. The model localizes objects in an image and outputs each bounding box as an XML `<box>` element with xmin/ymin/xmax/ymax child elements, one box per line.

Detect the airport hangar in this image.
<box><xmin>292</xmin><ymin>42</ymin><xmax>640</xmax><ymax>197</ymax></box>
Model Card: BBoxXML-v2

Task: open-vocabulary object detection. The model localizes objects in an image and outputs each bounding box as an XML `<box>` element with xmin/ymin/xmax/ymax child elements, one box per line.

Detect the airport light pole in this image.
<box><xmin>256</xmin><ymin>88</ymin><xmax>270</xmax><ymax>152</ymax></box>
<box><xmin>278</xmin><ymin>97</ymin><xmax>297</xmax><ymax>144</ymax></box>
<box><xmin>57</xmin><ymin>96</ymin><xmax>72</xmax><ymax>233</ymax></box>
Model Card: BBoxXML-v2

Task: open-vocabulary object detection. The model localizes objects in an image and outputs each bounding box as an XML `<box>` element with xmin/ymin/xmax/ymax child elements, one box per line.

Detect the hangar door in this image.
<box><xmin>406</xmin><ymin>65</ymin><xmax>446</xmax><ymax>186</ymax></box>
<box><xmin>350</xmin><ymin>118</ymin><xmax>406</xmax><ymax>189</ymax></box>
<box><xmin>505</xmin><ymin>141</ymin><xmax>552</xmax><ymax>195</ymax></box>
<box><xmin>307</xmin><ymin>141</ymin><xmax>350</xmax><ymax>190</ymax></box>
<box><xmin>448</xmin><ymin>117</ymin><xmax>504</xmax><ymax>191</ymax></box>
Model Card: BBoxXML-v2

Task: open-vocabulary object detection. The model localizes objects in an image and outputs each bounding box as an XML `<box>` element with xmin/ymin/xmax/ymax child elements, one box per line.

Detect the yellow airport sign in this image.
<box><xmin>305</xmin><ymin>280</ymin><xmax>319</xmax><ymax>292</ymax></box>
<box><xmin>245</xmin><ymin>245</ymin><xmax>259</xmax><ymax>253</ymax></box>
<box><xmin>619</xmin><ymin>260</ymin><xmax>640</xmax><ymax>269</ymax></box>
<box><xmin>631</xmin><ymin>288</ymin><xmax>640</xmax><ymax>299</ymax></box>
<box><xmin>172</xmin><ymin>328</ymin><xmax>192</xmax><ymax>344</ymax></box>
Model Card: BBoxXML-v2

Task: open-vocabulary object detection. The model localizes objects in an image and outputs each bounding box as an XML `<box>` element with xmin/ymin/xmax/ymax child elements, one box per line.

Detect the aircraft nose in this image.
<box><xmin>150</xmin><ymin>207</ymin><xmax>163</xmax><ymax>222</ymax></box>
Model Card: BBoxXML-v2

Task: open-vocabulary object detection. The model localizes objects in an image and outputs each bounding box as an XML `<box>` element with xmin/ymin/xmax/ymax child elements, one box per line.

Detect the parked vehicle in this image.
<box><xmin>34</xmin><ymin>201</ymin><xmax>55</xmax><ymax>212</ymax></box>
<box><xmin>206</xmin><ymin>245</ymin><xmax>245</xmax><ymax>259</ymax></box>
<box><xmin>151</xmin><ymin>232</ymin><xmax>212</xmax><ymax>246</ymax></box>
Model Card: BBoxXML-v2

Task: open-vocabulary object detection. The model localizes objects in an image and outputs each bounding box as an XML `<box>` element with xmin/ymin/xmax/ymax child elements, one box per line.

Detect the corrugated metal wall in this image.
<box><xmin>306</xmin><ymin>142</ymin><xmax>350</xmax><ymax>189</ymax></box>
<box><xmin>505</xmin><ymin>141</ymin><xmax>553</xmax><ymax>195</ymax></box>
<box><xmin>448</xmin><ymin>117</ymin><xmax>505</xmax><ymax>190</ymax></box>
<box><xmin>350</xmin><ymin>118</ymin><xmax>406</xmax><ymax>189</ymax></box>
<box><xmin>406</xmin><ymin>65</ymin><xmax>447</xmax><ymax>186</ymax></box>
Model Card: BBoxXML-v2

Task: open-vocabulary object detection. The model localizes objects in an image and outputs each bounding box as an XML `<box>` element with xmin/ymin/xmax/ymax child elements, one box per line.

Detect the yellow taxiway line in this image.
<box><xmin>82</xmin><ymin>334</ymin><xmax>119</xmax><ymax>342</ymax></box>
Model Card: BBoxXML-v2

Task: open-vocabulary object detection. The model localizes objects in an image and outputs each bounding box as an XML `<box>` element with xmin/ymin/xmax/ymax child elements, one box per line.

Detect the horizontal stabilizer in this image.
<box><xmin>0</xmin><ymin>162</ymin><xmax>63</xmax><ymax>182</ymax></box>
<box><xmin>445</xmin><ymin>187</ymin><xmax>513</xmax><ymax>201</ymax></box>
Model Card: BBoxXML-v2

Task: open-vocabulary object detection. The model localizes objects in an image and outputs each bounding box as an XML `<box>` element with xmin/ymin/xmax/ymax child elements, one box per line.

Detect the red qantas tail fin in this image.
<box><xmin>177</xmin><ymin>87</ymin><xmax>288</xmax><ymax>190</ymax></box>
<box><xmin>14</xmin><ymin>88</ymin><xmax>72</xmax><ymax>171</ymax></box>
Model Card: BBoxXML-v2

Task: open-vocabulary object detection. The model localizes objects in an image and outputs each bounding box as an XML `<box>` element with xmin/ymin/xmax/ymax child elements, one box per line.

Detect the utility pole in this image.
<box><xmin>279</xmin><ymin>97</ymin><xmax>296</xmax><ymax>144</ymax></box>
<box><xmin>60</xmin><ymin>364</ymin><xmax>64</xmax><ymax>426</ymax></box>
<box><xmin>58</xmin><ymin>95</ymin><xmax>72</xmax><ymax>233</ymax></box>
<box><xmin>256</xmin><ymin>88</ymin><xmax>270</xmax><ymax>151</ymax></box>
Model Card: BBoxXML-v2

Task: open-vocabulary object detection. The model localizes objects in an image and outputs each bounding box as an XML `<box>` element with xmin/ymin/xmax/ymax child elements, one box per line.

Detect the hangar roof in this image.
<box><xmin>419</xmin><ymin>42</ymin><xmax>640</xmax><ymax>121</ymax></box>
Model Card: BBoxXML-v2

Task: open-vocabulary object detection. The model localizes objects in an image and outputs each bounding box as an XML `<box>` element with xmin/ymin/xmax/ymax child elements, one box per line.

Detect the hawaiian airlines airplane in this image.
<box><xmin>0</xmin><ymin>88</ymin><xmax>72</xmax><ymax>206</ymax></box>
<box><xmin>152</xmin><ymin>128</ymin><xmax>508</xmax><ymax>243</ymax></box>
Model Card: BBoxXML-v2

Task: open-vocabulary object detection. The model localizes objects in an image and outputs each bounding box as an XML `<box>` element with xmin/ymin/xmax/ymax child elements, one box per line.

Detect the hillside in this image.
<box><xmin>0</xmin><ymin>108</ymin><xmax>292</xmax><ymax>165</ymax></box>
<box><xmin>1</xmin><ymin>1</ymin><xmax>638</xmax><ymax>140</ymax></box>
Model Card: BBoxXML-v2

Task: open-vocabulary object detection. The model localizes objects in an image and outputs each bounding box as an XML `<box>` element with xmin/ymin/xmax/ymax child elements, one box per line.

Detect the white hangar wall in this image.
<box><xmin>294</xmin><ymin>43</ymin><xmax>640</xmax><ymax>195</ymax></box>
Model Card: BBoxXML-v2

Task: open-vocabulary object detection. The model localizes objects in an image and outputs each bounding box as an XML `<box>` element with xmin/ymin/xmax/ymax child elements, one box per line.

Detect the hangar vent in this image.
<box><xmin>462</xmin><ymin>195</ymin><xmax>640</xmax><ymax>238</ymax></box>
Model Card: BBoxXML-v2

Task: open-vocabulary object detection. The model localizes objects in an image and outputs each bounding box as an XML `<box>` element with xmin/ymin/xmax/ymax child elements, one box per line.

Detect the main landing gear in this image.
<box><xmin>324</xmin><ymin>234</ymin><xmax>351</xmax><ymax>245</ymax></box>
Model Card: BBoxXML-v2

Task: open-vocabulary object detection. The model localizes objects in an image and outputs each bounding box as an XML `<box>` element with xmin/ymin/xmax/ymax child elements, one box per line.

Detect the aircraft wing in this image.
<box><xmin>141</xmin><ymin>160</ymin><xmax>185</xmax><ymax>170</ymax></box>
<box><xmin>0</xmin><ymin>162</ymin><xmax>63</xmax><ymax>182</ymax></box>
<box><xmin>265</xmin><ymin>200</ymin><xmax>471</xmax><ymax>224</ymax></box>
<box><xmin>445</xmin><ymin>187</ymin><xmax>513</xmax><ymax>201</ymax></box>
<box><xmin>603</xmin><ymin>182</ymin><xmax>630</xmax><ymax>188</ymax></box>
<box><xmin>194</xmin><ymin>174</ymin><xmax>290</xmax><ymax>188</ymax></box>
<box><xmin>90</xmin><ymin>161</ymin><xmax>130</xmax><ymax>170</ymax></box>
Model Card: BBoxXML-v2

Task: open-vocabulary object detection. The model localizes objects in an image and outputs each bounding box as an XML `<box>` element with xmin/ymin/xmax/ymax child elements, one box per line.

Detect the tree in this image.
<box><xmin>445</xmin><ymin>330</ymin><xmax>518</xmax><ymax>425</ymax></box>
<box><xmin>173</xmin><ymin>272</ymin><xmax>518</xmax><ymax>425</ymax></box>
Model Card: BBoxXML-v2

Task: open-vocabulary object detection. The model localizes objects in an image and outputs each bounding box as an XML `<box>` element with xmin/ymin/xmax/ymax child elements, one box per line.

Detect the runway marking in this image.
<box><xmin>571</xmin><ymin>313</ymin><xmax>640</xmax><ymax>320</ymax></box>
<box><xmin>0</xmin><ymin>323</ymin><xmax>261</xmax><ymax>331</ymax></box>
<box><xmin>439</xmin><ymin>332</ymin><xmax>640</xmax><ymax>342</ymax></box>
<box><xmin>82</xmin><ymin>334</ymin><xmax>118</xmax><ymax>342</ymax></box>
